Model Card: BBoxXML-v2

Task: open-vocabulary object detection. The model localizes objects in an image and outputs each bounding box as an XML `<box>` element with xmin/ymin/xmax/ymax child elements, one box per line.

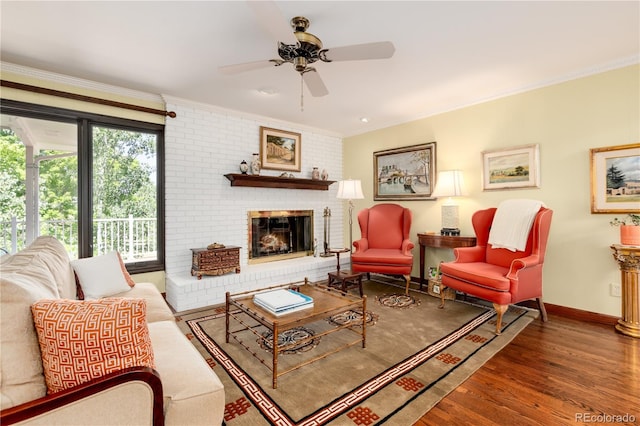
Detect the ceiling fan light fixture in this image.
<box><xmin>293</xmin><ymin>56</ymin><xmax>308</xmax><ymax>72</ymax></box>
<box><xmin>221</xmin><ymin>10</ymin><xmax>395</xmax><ymax>107</ymax></box>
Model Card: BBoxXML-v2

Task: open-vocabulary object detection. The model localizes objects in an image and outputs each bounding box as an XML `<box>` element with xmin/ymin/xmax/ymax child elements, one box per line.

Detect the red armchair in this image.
<box><xmin>351</xmin><ymin>203</ymin><xmax>414</xmax><ymax>294</ymax></box>
<box><xmin>439</xmin><ymin>206</ymin><xmax>553</xmax><ymax>334</ymax></box>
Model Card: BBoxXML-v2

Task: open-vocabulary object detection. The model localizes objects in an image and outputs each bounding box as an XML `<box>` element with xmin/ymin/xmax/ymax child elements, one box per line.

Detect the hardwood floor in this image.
<box><xmin>415</xmin><ymin>314</ymin><xmax>639</xmax><ymax>425</ymax></box>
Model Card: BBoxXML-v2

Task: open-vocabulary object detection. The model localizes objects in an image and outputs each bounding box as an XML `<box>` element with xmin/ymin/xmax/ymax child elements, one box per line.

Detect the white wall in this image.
<box><xmin>343</xmin><ymin>65</ymin><xmax>640</xmax><ymax>317</ymax></box>
<box><xmin>163</xmin><ymin>98</ymin><xmax>345</xmax><ymax>310</ymax></box>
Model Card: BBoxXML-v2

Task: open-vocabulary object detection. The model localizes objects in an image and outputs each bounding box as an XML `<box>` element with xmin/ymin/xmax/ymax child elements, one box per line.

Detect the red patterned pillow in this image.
<box><xmin>31</xmin><ymin>298</ymin><xmax>155</xmax><ymax>394</ymax></box>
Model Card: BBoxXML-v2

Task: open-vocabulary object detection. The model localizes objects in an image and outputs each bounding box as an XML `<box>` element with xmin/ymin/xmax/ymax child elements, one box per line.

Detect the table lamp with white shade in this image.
<box><xmin>431</xmin><ymin>170</ymin><xmax>466</xmax><ymax>236</ymax></box>
<box><xmin>336</xmin><ymin>179</ymin><xmax>364</xmax><ymax>251</ymax></box>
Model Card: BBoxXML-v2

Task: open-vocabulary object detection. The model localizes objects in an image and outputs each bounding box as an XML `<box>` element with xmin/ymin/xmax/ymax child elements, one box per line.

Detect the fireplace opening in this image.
<box><xmin>248</xmin><ymin>210</ymin><xmax>314</xmax><ymax>264</ymax></box>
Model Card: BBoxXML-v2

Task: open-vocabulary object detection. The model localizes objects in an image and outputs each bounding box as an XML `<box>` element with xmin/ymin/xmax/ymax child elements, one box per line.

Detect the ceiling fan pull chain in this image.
<box><xmin>300</xmin><ymin>73</ymin><xmax>304</xmax><ymax>112</ymax></box>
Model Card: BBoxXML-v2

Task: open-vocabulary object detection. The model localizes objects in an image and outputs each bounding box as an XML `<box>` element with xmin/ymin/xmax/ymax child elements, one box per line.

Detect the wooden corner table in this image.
<box><xmin>327</xmin><ymin>248</ymin><xmax>363</xmax><ymax>297</ymax></box>
<box><xmin>417</xmin><ymin>233</ymin><xmax>477</xmax><ymax>291</ymax></box>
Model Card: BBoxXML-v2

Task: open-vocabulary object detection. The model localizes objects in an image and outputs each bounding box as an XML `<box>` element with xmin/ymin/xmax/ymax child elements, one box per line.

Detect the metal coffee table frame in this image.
<box><xmin>225</xmin><ymin>278</ymin><xmax>366</xmax><ymax>389</ymax></box>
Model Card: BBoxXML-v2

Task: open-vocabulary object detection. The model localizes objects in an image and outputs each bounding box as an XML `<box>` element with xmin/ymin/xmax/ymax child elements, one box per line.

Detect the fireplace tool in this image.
<box><xmin>320</xmin><ymin>206</ymin><xmax>333</xmax><ymax>257</ymax></box>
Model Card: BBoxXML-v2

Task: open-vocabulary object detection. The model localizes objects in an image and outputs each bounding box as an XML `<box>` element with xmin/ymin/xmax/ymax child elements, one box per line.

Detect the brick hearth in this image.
<box><xmin>166</xmin><ymin>254</ymin><xmax>349</xmax><ymax>312</ymax></box>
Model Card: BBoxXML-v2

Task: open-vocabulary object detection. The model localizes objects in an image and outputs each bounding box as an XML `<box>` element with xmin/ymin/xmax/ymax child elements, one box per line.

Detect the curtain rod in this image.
<box><xmin>1</xmin><ymin>80</ymin><xmax>176</xmax><ymax>118</ymax></box>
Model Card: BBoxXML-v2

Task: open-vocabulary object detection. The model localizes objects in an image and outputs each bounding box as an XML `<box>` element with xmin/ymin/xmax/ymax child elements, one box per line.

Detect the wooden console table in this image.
<box><xmin>417</xmin><ymin>233</ymin><xmax>476</xmax><ymax>291</ymax></box>
<box><xmin>610</xmin><ymin>244</ymin><xmax>640</xmax><ymax>338</ymax></box>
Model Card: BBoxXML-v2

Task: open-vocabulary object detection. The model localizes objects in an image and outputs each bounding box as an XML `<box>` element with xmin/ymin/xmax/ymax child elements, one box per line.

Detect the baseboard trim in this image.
<box><xmin>410</xmin><ymin>276</ymin><xmax>617</xmax><ymax>326</ymax></box>
<box><xmin>515</xmin><ymin>300</ymin><xmax>618</xmax><ymax>326</ymax></box>
<box><xmin>542</xmin><ymin>302</ymin><xmax>618</xmax><ymax>325</ymax></box>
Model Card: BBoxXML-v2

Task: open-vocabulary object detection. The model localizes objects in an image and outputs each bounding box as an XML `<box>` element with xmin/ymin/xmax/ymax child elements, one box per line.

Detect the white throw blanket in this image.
<box><xmin>488</xmin><ymin>199</ymin><xmax>544</xmax><ymax>252</ymax></box>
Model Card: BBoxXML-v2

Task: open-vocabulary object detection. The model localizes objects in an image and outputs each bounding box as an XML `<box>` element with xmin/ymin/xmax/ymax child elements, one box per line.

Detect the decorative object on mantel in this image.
<box><xmin>251</xmin><ymin>153</ymin><xmax>261</xmax><ymax>175</ymax></box>
<box><xmin>610</xmin><ymin>214</ymin><xmax>640</xmax><ymax>246</ymax></box>
<box><xmin>224</xmin><ymin>174</ymin><xmax>335</xmax><ymax>190</ymax></box>
<box><xmin>312</xmin><ymin>167</ymin><xmax>320</xmax><ymax>180</ymax></box>
<box><xmin>191</xmin><ymin>245</ymin><xmax>241</xmax><ymax>279</ymax></box>
<box><xmin>239</xmin><ymin>160</ymin><xmax>249</xmax><ymax>174</ymax></box>
<box><xmin>320</xmin><ymin>206</ymin><xmax>333</xmax><ymax>257</ymax></box>
<box><xmin>336</xmin><ymin>179</ymin><xmax>364</xmax><ymax>252</ymax></box>
<box><xmin>590</xmin><ymin>143</ymin><xmax>640</xmax><ymax>213</ymax></box>
<box><xmin>321</xmin><ymin>169</ymin><xmax>328</xmax><ymax>180</ymax></box>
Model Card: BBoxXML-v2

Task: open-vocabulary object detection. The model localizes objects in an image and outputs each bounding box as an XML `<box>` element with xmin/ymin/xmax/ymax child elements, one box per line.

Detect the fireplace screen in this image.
<box><xmin>248</xmin><ymin>210</ymin><xmax>314</xmax><ymax>264</ymax></box>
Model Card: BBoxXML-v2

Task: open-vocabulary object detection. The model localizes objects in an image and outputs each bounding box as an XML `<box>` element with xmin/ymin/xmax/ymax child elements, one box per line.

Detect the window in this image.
<box><xmin>0</xmin><ymin>100</ymin><xmax>164</xmax><ymax>273</ymax></box>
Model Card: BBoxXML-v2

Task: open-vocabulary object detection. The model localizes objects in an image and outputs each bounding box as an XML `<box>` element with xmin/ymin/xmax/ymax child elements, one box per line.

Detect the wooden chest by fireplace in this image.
<box><xmin>191</xmin><ymin>246</ymin><xmax>241</xmax><ymax>279</ymax></box>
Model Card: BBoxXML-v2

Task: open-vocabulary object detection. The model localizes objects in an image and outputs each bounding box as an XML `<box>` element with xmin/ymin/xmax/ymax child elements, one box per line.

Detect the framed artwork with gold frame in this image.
<box><xmin>590</xmin><ymin>142</ymin><xmax>640</xmax><ymax>213</ymax></box>
<box><xmin>259</xmin><ymin>127</ymin><xmax>301</xmax><ymax>172</ymax></box>
<box><xmin>373</xmin><ymin>142</ymin><xmax>436</xmax><ymax>201</ymax></box>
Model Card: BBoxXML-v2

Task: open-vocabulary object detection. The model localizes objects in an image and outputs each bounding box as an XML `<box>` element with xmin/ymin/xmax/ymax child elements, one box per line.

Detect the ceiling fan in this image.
<box><xmin>219</xmin><ymin>1</ymin><xmax>395</xmax><ymax>99</ymax></box>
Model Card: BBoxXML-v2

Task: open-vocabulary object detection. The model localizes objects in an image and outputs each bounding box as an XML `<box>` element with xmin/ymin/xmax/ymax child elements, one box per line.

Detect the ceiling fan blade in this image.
<box><xmin>247</xmin><ymin>1</ymin><xmax>298</xmax><ymax>45</ymax></box>
<box><xmin>219</xmin><ymin>59</ymin><xmax>279</xmax><ymax>75</ymax></box>
<box><xmin>303</xmin><ymin>69</ymin><xmax>329</xmax><ymax>97</ymax></box>
<box><xmin>323</xmin><ymin>41</ymin><xmax>395</xmax><ymax>62</ymax></box>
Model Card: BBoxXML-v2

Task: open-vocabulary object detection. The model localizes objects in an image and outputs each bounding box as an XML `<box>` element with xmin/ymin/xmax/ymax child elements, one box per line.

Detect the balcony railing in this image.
<box><xmin>0</xmin><ymin>216</ymin><xmax>157</xmax><ymax>260</ymax></box>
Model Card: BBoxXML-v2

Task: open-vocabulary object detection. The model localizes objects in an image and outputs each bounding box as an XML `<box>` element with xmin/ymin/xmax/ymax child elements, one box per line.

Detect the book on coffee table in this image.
<box><xmin>254</xmin><ymin>299</ymin><xmax>314</xmax><ymax>316</ymax></box>
<box><xmin>253</xmin><ymin>289</ymin><xmax>313</xmax><ymax>315</ymax></box>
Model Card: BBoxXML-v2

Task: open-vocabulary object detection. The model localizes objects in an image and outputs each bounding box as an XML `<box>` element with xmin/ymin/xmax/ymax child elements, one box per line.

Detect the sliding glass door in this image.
<box><xmin>0</xmin><ymin>100</ymin><xmax>164</xmax><ymax>273</ymax></box>
<box><xmin>90</xmin><ymin>125</ymin><xmax>159</xmax><ymax>263</ymax></box>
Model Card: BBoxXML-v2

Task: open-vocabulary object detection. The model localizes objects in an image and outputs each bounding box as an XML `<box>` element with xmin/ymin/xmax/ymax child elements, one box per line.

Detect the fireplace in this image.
<box><xmin>248</xmin><ymin>210</ymin><xmax>314</xmax><ymax>264</ymax></box>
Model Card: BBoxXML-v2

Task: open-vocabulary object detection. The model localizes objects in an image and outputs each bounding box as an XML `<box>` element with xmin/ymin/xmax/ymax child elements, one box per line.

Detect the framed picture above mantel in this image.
<box><xmin>259</xmin><ymin>127</ymin><xmax>301</xmax><ymax>172</ymax></box>
<box><xmin>373</xmin><ymin>142</ymin><xmax>436</xmax><ymax>201</ymax></box>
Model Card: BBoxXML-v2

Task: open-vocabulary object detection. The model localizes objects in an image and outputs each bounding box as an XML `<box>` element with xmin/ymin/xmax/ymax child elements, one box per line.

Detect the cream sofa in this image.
<box><xmin>0</xmin><ymin>236</ymin><xmax>225</xmax><ymax>425</ymax></box>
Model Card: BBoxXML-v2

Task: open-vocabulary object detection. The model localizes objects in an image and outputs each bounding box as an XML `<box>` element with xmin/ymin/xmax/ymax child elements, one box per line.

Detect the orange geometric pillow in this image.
<box><xmin>31</xmin><ymin>298</ymin><xmax>155</xmax><ymax>394</ymax></box>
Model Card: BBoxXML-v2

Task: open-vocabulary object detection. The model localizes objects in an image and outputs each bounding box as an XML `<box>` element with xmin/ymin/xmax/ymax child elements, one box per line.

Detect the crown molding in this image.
<box><xmin>162</xmin><ymin>94</ymin><xmax>343</xmax><ymax>139</ymax></box>
<box><xmin>407</xmin><ymin>55</ymin><xmax>640</xmax><ymax>126</ymax></box>
<box><xmin>0</xmin><ymin>61</ymin><xmax>163</xmax><ymax>104</ymax></box>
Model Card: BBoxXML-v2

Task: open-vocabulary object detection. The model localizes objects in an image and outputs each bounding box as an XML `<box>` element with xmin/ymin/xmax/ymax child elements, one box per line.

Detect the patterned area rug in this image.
<box><xmin>258</xmin><ymin>326</ymin><xmax>321</xmax><ymax>354</ymax></box>
<box><xmin>376</xmin><ymin>293</ymin><xmax>420</xmax><ymax>309</ymax></box>
<box><xmin>176</xmin><ymin>280</ymin><xmax>536</xmax><ymax>425</ymax></box>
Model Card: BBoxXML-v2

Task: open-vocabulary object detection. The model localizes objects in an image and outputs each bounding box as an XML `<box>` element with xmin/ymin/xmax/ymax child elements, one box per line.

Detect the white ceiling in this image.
<box><xmin>1</xmin><ymin>1</ymin><xmax>638</xmax><ymax>137</ymax></box>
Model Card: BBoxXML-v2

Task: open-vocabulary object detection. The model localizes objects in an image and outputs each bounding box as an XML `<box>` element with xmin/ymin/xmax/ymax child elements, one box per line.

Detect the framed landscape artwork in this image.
<box><xmin>590</xmin><ymin>143</ymin><xmax>640</xmax><ymax>213</ymax></box>
<box><xmin>373</xmin><ymin>142</ymin><xmax>436</xmax><ymax>201</ymax></box>
<box><xmin>259</xmin><ymin>127</ymin><xmax>301</xmax><ymax>172</ymax></box>
<box><xmin>482</xmin><ymin>144</ymin><xmax>540</xmax><ymax>191</ymax></box>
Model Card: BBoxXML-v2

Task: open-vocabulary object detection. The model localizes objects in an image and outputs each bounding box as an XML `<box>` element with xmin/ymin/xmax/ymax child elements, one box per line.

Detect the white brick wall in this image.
<box><xmin>163</xmin><ymin>98</ymin><xmax>346</xmax><ymax>311</ymax></box>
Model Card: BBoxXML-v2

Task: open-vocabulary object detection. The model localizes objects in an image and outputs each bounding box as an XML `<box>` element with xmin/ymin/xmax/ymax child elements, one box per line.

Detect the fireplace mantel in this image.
<box><xmin>224</xmin><ymin>174</ymin><xmax>335</xmax><ymax>191</ymax></box>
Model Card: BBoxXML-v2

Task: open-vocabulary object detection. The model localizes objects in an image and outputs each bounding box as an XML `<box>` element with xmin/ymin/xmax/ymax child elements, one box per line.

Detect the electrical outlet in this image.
<box><xmin>610</xmin><ymin>283</ymin><xmax>621</xmax><ymax>297</ymax></box>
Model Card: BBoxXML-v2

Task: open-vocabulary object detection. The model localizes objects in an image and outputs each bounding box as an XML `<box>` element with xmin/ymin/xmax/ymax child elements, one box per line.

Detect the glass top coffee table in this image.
<box><xmin>225</xmin><ymin>278</ymin><xmax>366</xmax><ymax>388</ymax></box>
